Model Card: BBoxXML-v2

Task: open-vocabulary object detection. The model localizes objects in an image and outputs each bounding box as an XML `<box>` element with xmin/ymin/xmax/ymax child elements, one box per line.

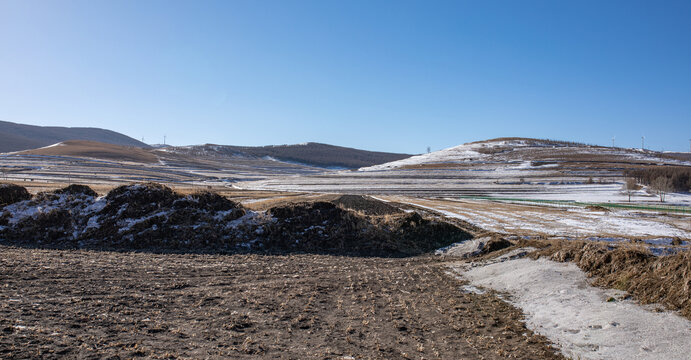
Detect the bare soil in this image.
<box><xmin>0</xmin><ymin>246</ymin><xmax>563</xmax><ymax>359</ymax></box>
<box><xmin>332</xmin><ymin>195</ymin><xmax>404</xmax><ymax>216</ymax></box>
<box><xmin>0</xmin><ymin>184</ymin><xmax>30</xmax><ymax>206</ymax></box>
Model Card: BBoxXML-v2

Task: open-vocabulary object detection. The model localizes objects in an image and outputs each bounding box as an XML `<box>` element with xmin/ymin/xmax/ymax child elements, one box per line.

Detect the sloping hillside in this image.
<box><xmin>18</xmin><ymin>140</ymin><xmax>158</xmax><ymax>163</ymax></box>
<box><xmin>239</xmin><ymin>138</ymin><xmax>691</xmax><ymax>201</ymax></box>
<box><xmin>0</xmin><ymin>120</ymin><xmax>149</xmax><ymax>152</ymax></box>
<box><xmin>360</xmin><ymin>138</ymin><xmax>690</xmax><ymax>171</ymax></box>
<box><xmin>0</xmin><ymin>132</ymin><xmax>46</xmax><ymax>152</ymax></box>
<box><xmin>163</xmin><ymin>142</ymin><xmax>412</xmax><ymax>169</ymax></box>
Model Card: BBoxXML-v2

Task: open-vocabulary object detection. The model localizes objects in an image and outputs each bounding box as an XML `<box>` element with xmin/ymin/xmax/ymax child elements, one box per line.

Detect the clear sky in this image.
<box><xmin>1</xmin><ymin>0</ymin><xmax>690</xmax><ymax>154</ymax></box>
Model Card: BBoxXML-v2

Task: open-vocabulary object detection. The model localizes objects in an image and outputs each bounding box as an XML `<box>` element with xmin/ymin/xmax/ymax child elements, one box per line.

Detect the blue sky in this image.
<box><xmin>1</xmin><ymin>0</ymin><xmax>690</xmax><ymax>154</ymax></box>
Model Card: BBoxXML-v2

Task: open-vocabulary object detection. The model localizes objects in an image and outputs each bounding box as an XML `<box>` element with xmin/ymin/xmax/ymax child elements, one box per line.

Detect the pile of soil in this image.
<box><xmin>53</xmin><ymin>184</ymin><xmax>98</xmax><ymax>197</ymax></box>
<box><xmin>0</xmin><ymin>186</ymin><xmax>100</xmax><ymax>244</ymax></box>
<box><xmin>531</xmin><ymin>241</ymin><xmax>691</xmax><ymax>319</ymax></box>
<box><xmin>585</xmin><ymin>205</ymin><xmax>610</xmax><ymax>212</ymax></box>
<box><xmin>265</xmin><ymin>202</ymin><xmax>471</xmax><ymax>256</ymax></box>
<box><xmin>481</xmin><ymin>236</ymin><xmax>513</xmax><ymax>254</ymax></box>
<box><xmin>81</xmin><ymin>183</ymin><xmax>247</xmax><ymax>250</ymax></box>
<box><xmin>0</xmin><ymin>184</ymin><xmax>30</xmax><ymax>207</ymax></box>
<box><xmin>332</xmin><ymin>194</ymin><xmax>403</xmax><ymax>216</ymax></box>
<box><xmin>0</xmin><ymin>183</ymin><xmax>472</xmax><ymax>256</ymax></box>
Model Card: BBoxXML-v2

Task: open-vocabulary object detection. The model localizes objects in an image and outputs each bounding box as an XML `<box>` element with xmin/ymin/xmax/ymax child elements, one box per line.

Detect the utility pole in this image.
<box><xmin>164</xmin><ymin>135</ymin><xmax>167</xmax><ymax>145</ymax></box>
<box><xmin>641</xmin><ymin>136</ymin><xmax>645</xmax><ymax>150</ymax></box>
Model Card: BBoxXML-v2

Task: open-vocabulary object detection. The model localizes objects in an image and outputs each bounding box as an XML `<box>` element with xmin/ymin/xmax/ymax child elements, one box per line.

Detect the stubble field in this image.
<box><xmin>0</xmin><ymin>247</ymin><xmax>562</xmax><ymax>359</ymax></box>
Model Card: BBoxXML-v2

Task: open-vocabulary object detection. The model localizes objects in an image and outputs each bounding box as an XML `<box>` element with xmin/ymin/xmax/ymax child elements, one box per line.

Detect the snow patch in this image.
<box><xmin>453</xmin><ymin>257</ymin><xmax>691</xmax><ymax>360</ymax></box>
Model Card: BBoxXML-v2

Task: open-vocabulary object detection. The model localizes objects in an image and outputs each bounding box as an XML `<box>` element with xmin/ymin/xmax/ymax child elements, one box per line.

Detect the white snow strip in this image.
<box><xmin>359</xmin><ymin>141</ymin><xmax>489</xmax><ymax>171</ymax></box>
<box><xmin>117</xmin><ymin>210</ymin><xmax>171</xmax><ymax>233</ymax></box>
<box><xmin>454</xmin><ymin>257</ymin><xmax>691</xmax><ymax>360</ymax></box>
<box><xmin>35</xmin><ymin>142</ymin><xmax>65</xmax><ymax>150</ymax></box>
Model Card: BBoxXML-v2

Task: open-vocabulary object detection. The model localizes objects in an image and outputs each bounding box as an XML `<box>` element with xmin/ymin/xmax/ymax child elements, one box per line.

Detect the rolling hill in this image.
<box><xmin>18</xmin><ymin>140</ymin><xmax>159</xmax><ymax>163</ymax></box>
<box><xmin>360</xmin><ymin>137</ymin><xmax>690</xmax><ymax>171</ymax></box>
<box><xmin>0</xmin><ymin>120</ymin><xmax>149</xmax><ymax>153</ymax></box>
<box><xmin>161</xmin><ymin>142</ymin><xmax>412</xmax><ymax>169</ymax></box>
<box><xmin>239</xmin><ymin>138</ymin><xmax>691</xmax><ymax>201</ymax></box>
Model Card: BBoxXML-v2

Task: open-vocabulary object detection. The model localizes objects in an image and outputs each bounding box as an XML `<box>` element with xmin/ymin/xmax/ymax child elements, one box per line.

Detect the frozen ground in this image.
<box><xmin>452</xmin><ymin>255</ymin><xmax>691</xmax><ymax>360</ymax></box>
<box><xmin>0</xmin><ymin>151</ymin><xmax>323</xmax><ymax>188</ymax></box>
<box><xmin>238</xmin><ymin>139</ymin><xmax>691</xmax><ymax>207</ymax></box>
<box><xmin>239</xmin><ymin>170</ymin><xmax>691</xmax><ymax>205</ymax></box>
<box><xmin>387</xmin><ymin>196</ymin><xmax>691</xmax><ymax>240</ymax></box>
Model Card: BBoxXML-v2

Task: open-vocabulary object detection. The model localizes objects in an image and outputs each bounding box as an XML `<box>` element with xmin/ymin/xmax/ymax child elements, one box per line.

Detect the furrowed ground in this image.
<box><xmin>0</xmin><ymin>247</ymin><xmax>562</xmax><ymax>359</ymax></box>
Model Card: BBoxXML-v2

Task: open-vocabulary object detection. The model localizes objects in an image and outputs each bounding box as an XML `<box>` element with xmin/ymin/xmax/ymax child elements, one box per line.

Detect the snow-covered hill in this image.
<box><xmin>360</xmin><ymin>138</ymin><xmax>690</xmax><ymax>171</ymax></box>
<box><xmin>239</xmin><ymin>138</ymin><xmax>691</xmax><ymax>203</ymax></box>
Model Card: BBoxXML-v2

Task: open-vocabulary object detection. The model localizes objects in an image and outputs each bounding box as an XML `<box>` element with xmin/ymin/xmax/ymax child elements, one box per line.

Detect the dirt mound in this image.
<box><xmin>585</xmin><ymin>205</ymin><xmax>610</xmax><ymax>212</ymax></box>
<box><xmin>1</xmin><ymin>185</ymin><xmax>104</xmax><ymax>244</ymax></box>
<box><xmin>332</xmin><ymin>195</ymin><xmax>403</xmax><ymax>216</ymax></box>
<box><xmin>0</xmin><ymin>183</ymin><xmax>248</xmax><ymax>251</ymax></box>
<box><xmin>482</xmin><ymin>237</ymin><xmax>513</xmax><ymax>254</ymax></box>
<box><xmin>0</xmin><ymin>184</ymin><xmax>31</xmax><ymax>208</ymax></box>
<box><xmin>265</xmin><ymin>202</ymin><xmax>471</xmax><ymax>256</ymax></box>
<box><xmin>533</xmin><ymin>241</ymin><xmax>691</xmax><ymax>319</ymax></box>
<box><xmin>53</xmin><ymin>184</ymin><xmax>98</xmax><ymax>197</ymax></box>
<box><xmin>81</xmin><ymin>184</ymin><xmax>247</xmax><ymax>251</ymax></box>
<box><xmin>102</xmin><ymin>183</ymin><xmax>178</xmax><ymax>218</ymax></box>
<box><xmin>379</xmin><ymin>212</ymin><xmax>474</xmax><ymax>255</ymax></box>
<box><xmin>0</xmin><ymin>183</ymin><xmax>472</xmax><ymax>256</ymax></box>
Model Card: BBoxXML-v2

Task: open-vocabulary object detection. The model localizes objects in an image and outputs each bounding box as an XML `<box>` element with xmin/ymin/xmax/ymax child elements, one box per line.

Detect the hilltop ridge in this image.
<box><xmin>161</xmin><ymin>142</ymin><xmax>411</xmax><ymax>169</ymax></box>
<box><xmin>0</xmin><ymin>120</ymin><xmax>149</xmax><ymax>152</ymax></box>
<box><xmin>360</xmin><ymin>138</ymin><xmax>689</xmax><ymax>171</ymax></box>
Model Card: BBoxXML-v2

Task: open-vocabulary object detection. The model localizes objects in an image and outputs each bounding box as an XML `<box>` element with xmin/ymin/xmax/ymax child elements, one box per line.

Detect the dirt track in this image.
<box><xmin>0</xmin><ymin>246</ymin><xmax>562</xmax><ymax>359</ymax></box>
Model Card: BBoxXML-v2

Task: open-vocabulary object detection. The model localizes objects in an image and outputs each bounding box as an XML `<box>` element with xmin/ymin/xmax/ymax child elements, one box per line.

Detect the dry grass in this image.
<box><xmin>2</xmin><ymin>180</ymin><xmax>116</xmax><ymax>196</ymax></box>
<box><xmin>2</xmin><ymin>180</ymin><xmax>307</xmax><ymax>200</ymax></box>
<box><xmin>19</xmin><ymin>140</ymin><xmax>159</xmax><ymax>163</ymax></box>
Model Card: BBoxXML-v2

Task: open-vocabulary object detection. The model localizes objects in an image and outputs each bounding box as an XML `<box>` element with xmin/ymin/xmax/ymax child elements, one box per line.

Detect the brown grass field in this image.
<box><xmin>18</xmin><ymin>140</ymin><xmax>159</xmax><ymax>164</ymax></box>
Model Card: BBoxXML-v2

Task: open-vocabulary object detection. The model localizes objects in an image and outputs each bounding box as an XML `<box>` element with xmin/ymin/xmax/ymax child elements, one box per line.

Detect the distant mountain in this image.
<box><xmin>0</xmin><ymin>120</ymin><xmax>149</xmax><ymax>153</ymax></box>
<box><xmin>163</xmin><ymin>142</ymin><xmax>412</xmax><ymax>169</ymax></box>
